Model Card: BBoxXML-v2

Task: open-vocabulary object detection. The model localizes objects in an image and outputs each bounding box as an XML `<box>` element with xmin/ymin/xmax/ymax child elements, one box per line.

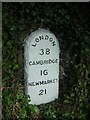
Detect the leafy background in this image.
<box><xmin>2</xmin><ymin>2</ymin><xmax>90</xmax><ymax>120</ymax></box>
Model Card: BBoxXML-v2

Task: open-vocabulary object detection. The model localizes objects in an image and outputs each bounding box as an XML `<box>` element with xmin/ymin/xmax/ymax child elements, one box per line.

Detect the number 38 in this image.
<box><xmin>39</xmin><ymin>48</ymin><xmax>50</xmax><ymax>55</ymax></box>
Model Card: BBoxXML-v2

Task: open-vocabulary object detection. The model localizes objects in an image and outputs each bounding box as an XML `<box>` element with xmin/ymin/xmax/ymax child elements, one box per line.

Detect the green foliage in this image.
<box><xmin>44</xmin><ymin>105</ymin><xmax>57</xmax><ymax>120</ymax></box>
<box><xmin>2</xmin><ymin>2</ymin><xmax>90</xmax><ymax>120</ymax></box>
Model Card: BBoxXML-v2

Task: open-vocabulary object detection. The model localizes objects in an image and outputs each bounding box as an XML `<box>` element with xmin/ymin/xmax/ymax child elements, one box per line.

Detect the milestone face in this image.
<box><xmin>24</xmin><ymin>29</ymin><xmax>60</xmax><ymax>105</ymax></box>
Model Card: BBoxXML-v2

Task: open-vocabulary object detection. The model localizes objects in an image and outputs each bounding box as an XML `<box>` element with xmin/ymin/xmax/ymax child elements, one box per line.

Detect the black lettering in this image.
<box><xmin>45</xmin><ymin>89</ymin><xmax>46</xmax><ymax>94</ymax></box>
<box><xmin>49</xmin><ymin>80</ymin><xmax>53</xmax><ymax>83</ymax></box>
<box><xmin>40</xmin><ymin>60</ymin><xmax>43</xmax><ymax>65</ymax></box>
<box><xmin>39</xmin><ymin>89</ymin><xmax>46</xmax><ymax>95</ymax></box>
<box><xmin>29</xmin><ymin>61</ymin><xmax>32</xmax><ymax>65</ymax></box>
<box><xmin>46</xmin><ymin>48</ymin><xmax>50</xmax><ymax>55</ymax></box>
<box><xmin>49</xmin><ymin>38</ymin><xmax>53</xmax><ymax>42</ymax></box>
<box><xmin>39</xmin><ymin>48</ymin><xmax>50</xmax><ymax>55</ymax></box>
<box><xmin>39</xmin><ymin>89</ymin><xmax>44</xmax><ymax>95</ymax></box>
<box><xmin>32</xmin><ymin>61</ymin><xmax>36</xmax><ymax>65</ymax></box>
<box><xmin>35</xmin><ymin>38</ymin><xmax>39</xmax><ymax>42</ymax></box>
<box><xmin>39</xmin><ymin>35</ymin><xmax>44</xmax><ymax>40</ymax></box>
<box><xmin>52</xmin><ymin>41</ymin><xmax>56</xmax><ymax>46</ymax></box>
<box><xmin>36</xmin><ymin>61</ymin><xmax>41</xmax><ymax>65</ymax></box>
<box><xmin>29</xmin><ymin>59</ymin><xmax>58</xmax><ymax>66</ymax></box>
<box><xmin>41</xmin><ymin>69</ymin><xmax>48</xmax><ymax>76</ymax></box>
<box><xmin>32</xmin><ymin>44</ymin><xmax>37</xmax><ymax>47</ymax></box>
<box><xmin>28</xmin><ymin>79</ymin><xmax>58</xmax><ymax>87</ymax></box>
<box><xmin>55</xmin><ymin>59</ymin><xmax>58</xmax><ymax>63</ymax></box>
<box><xmin>52</xmin><ymin>79</ymin><xmax>55</xmax><ymax>83</ymax></box>
<box><xmin>40</xmin><ymin>81</ymin><xmax>44</xmax><ymax>85</ymax></box>
<box><xmin>49</xmin><ymin>59</ymin><xmax>52</xmax><ymax>64</ymax></box>
<box><xmin>42</xmin><ymin>35</ymin><xmax>44</xmax><ymax>40</ymax></box>
<box><xmin>28</xmin><ymin>82</ymin><xmax>35</xmax><ymax>86</ymax></box>
<box><xmin>35</xmin><ymin>82</ymin><xmax>39</xmax><ymax>86</ymax></box>
<box><xmin>44</xmin><ymin>60</ymin><xmax>48</xmax><ymax>64</ymax></box>
<box><xmin>39</xmin><ymin>49</ymin><xmax>44</xmax><ymax>55</ymax></box>
<box><xmin>45</xmin><ymin>35</ymin><xmax>49</xmax><ymax>40</ymax></box>
<box><xmin>39</xmin><ymin>36</ymin><xmax>41</xmax><ymax>40</ymax></box>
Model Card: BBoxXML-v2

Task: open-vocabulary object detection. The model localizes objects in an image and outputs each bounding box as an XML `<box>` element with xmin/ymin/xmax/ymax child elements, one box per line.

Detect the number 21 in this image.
<box><xmin>39</xmin><ymin>89</ymin><xmax>46</xmax><ymax>95</ymax></box>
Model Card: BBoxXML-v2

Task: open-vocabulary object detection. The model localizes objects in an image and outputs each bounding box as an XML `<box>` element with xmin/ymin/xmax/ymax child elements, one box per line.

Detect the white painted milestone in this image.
<box><xmin>24</xmin><ymin>28</ymin><xmax>60</xmax><ymax>105</ymax></box>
